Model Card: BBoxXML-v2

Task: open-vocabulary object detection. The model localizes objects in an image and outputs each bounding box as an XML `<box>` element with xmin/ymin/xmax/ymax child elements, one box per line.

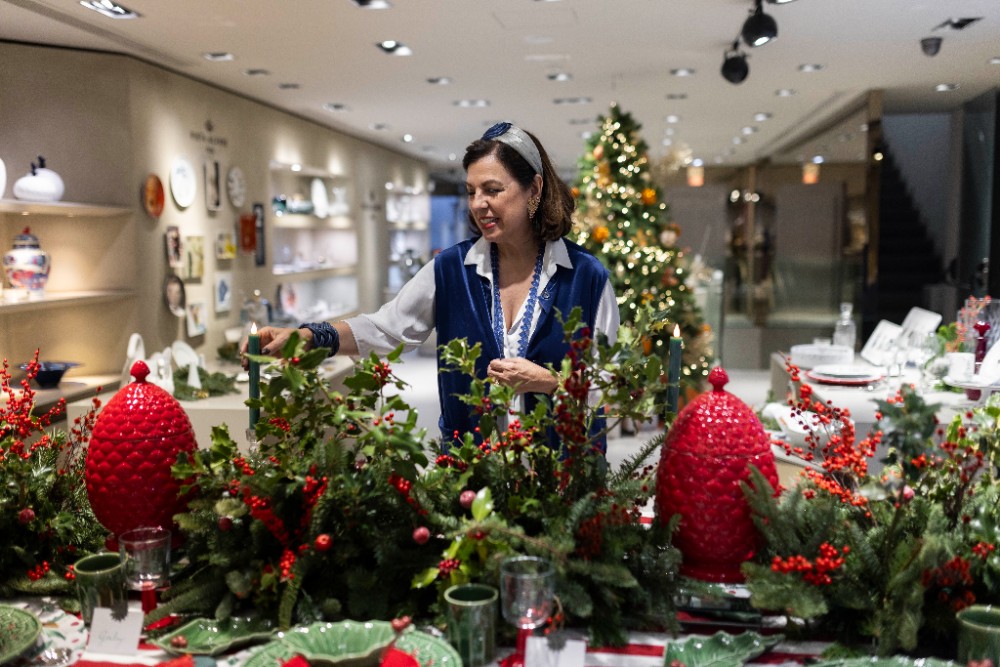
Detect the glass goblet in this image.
<box><xmin>499</xmin><ymin>556</ymin><xmax>555</xmax><ymax>667</ymax></box>
<box><xmin>118</xmin><ymin>526</ymin><xmax>171</xmax><ymax>614</ymax></box>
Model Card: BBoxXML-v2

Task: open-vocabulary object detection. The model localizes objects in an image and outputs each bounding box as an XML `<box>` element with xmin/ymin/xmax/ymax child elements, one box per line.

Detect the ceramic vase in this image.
<box><xmin>655</xmin><ymin>366</ymin><xmax>779</xmax><ymax>582</ymax></box>
<box><xmin>12</xmin><ymin>156</ymin><xmax>64</xmax><ymax>202</ymax></box>
<box><xmin>85</xmin><ymin>360</ymin><xmax>197</xmax><ymax>542</ymax></box>
<box><xmin>3</xmin><ymin>227</ymin><xmax>50</xmax><ymax>296</ymax></box>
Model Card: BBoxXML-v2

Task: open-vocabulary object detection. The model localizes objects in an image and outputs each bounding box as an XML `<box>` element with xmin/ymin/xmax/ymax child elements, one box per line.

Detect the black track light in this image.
<box><xmin>742</xmin><ymin>0</ymin><xmax>778</xmax><ymax>47</ymax></box>
<box><xmin>721</xmin><ymin>42</ymin><xmax>749</xmax><ymax>84</ymax></box>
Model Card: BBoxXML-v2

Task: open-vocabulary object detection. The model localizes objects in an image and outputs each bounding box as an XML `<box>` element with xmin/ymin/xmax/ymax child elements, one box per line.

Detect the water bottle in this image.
<box><xmin>833</xmin><ymin>302</ymin><xmax>856</xmax><ymax>350</ymax></box>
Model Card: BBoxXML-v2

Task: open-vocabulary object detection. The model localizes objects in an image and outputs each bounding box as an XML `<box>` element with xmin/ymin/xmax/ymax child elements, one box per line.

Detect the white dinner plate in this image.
<box><xmin>809</xmin><ymin>364</ymin><xmax>881</xmax><ymax>379</ymax></box>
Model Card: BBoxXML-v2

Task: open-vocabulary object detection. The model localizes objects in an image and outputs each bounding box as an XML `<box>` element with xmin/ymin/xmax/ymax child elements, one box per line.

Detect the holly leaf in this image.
<box><xmin>472</xmin><ymin>488</ymin><xmax>494</xmax><ymax>522</ymax></box>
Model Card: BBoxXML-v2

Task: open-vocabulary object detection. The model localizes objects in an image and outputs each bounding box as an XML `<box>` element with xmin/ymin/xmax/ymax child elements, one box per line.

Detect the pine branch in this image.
<box><xmin>609</xmin><ymin>433</ymin><xmax>663</xmax><ymax>486</ymax></box>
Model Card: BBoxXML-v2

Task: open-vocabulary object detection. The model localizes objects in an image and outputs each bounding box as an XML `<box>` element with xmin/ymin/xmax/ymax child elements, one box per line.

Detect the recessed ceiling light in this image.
<box><xmin>798</xmin><ymin>63</ymin><xmax>824</xmax><ymax>72</ymax></box>
<box><xmin>79</xmin><ymin>1</ymin><xmax>139</xmax><ymax>19</ymax></box>
<box><xmin>732</xmin><ymin>137</ymin><xmax>746</xmax><ymax>145</ymax></box>
<box><xmin>370</xmin><ymin>123</ymin><xmax>389</xmax><ymax>131</ymax></box>
<box><xmin>323</xmin><ymin>103</ymin><xmax>349</xmax><ymax>112</ymax></box>
<box><xmin>670</xmin><ymin>68</ymin><xmax>696</xmax><ymax>77</ymax></box>
<box><xmin>454</xmin><ymin>99</ymin><xmax>491</xmax><ymax>108</ymax></box>
<box><xmin>666</xmin><ymin>93</ymin><xmax>688</xmax><ymax>100</ymax></box>
<box><xmin>402</xmin><ymin>134</ymin><xmax>414</xmax><ymax>143</ymax></box>
<box><xmin>812</xmin><ymin>156</ymin><xmax>825</xmax><ymax>164</ymax></box>
<box><xmin>742</xmin><ymin>126</ymin><xmax>758</xmax><ymax>135</ymax></box>
<box><xmin>662</xmin><ymin>139</ymin><xmax>673</xmax><ymax>147</ymax></box>
<box><xmin>691</xmin><ymin>158</ymin><xmax>704</xmax><ymax>167</ymax></box>
<box><xmin>290</xmin><ymin>164</ymin><xmax>302</xmax><ymax>172</ymax></box>
<box><xmin>553</xmin><ymin>97</ymin><xmax>592</xmax><ymax>105</ymax></box>
<box><xmin>753</xmin><ymin>112</ymin><xmax>772</xmax><ymax>122</ymax></box>
<box><xmin>278</xmin><ymin>82</ymin><xmax>300</xmax><ymax>90</ymax></box>
<box><xmin>775</xmin><ymin>88</ymin><xmax>796</xmax><ymax>97</ymax></box>
<box><xmin>547</xmin><ymin>72</ymin><xmax>573</xmax><ymax>82</ymax></box>
<box><xmin>990</xmin><ymin>57</ymin><xmax>1000</xmax><ymax>65</ymax></box>
<box><xmin>665</xmin><ymin>115</ymin><xmax>681</xmax><ymax>123</ymax></box>
<box><xmin>427</xmin><ymin>77</ymin><xmax>453</xmax><ymax>85</ymax></box>
<box><xmin>377</xmin><ymin>41</ymin><xmax>412</xmax><ymax>56</ymax></box>
<box><xmin>524</xmin><ymin>53</ymin><xmax>571</xmax><ymax>63</ymax></box>
<box><xmin>244</xmin><ymin>68</ymin><xmax>270</xmax><ymax>77</ymax></box>
<box><xmin>349</xmin><ymin>0</ymin><xmax>392</xmax><ymax>8</ymax></box>
<box><xmin>202</xmin><ymin>52</ymin><xmax>234</xmax><ymax>62</ymax></box>
<box><xmin>935</xmin><ymin>82</ymin><xmax>959</xmax><ymax>92</ymax></box>
<box><xmin>448</xmin><ymin>153</ymin><xmax>458</xmax><ymax>161</ymax></box>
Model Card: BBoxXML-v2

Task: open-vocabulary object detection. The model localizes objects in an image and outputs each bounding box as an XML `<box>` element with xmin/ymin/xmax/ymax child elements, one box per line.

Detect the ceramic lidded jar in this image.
<box><xmin>3</xmin><ymin>227</ymin><xmax>50</xmax><ymax>295</ymax></box>
<box><xmin>85</xmin><ymin>360</ymin><xmax>198</xmax><ymax>540</ymax></box>
<box><xmin>655</xmin><ymin>367</ymin><xmax>779</xmax><ymax>582</ymax></box>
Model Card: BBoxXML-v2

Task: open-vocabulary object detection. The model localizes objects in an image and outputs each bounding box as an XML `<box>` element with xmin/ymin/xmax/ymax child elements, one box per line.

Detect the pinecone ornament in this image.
<box><xmin>85</xmin><ymin>360</ymin><xmax>198</xmax><ymax>540</ymax></box>
<box><xmin>655</xmin><ymin>367</ymin><xmax>778</xmax><ymax>582</ymax></box>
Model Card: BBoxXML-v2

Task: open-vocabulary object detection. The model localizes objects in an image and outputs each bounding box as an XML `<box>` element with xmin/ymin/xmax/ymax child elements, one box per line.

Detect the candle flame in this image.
<box><xmin>673</xmin><ymin>324</ymin><xmax>680</xmax><ymax>337</ymax></box>
<box><xmin>250</xmin><ymin>322</ymin><xmax>258</xmax><ymax>334</ymax></box>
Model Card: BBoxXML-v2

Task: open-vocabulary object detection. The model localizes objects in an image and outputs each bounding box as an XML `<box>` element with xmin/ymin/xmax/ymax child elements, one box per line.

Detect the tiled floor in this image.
<box><xmin>388</xmin><ymin>351</ymin><xmax>773</xmax><ymax>471</ymax></box>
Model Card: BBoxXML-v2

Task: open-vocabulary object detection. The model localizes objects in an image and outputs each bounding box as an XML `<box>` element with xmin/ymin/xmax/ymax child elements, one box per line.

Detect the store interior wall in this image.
<box><xmin>0</xmin><ymin>41</ymin><xmax>429</xmax><ymax>375</ymax></box>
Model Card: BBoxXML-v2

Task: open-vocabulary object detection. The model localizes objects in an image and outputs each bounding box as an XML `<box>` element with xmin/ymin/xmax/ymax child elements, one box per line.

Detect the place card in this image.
<box><xmin>526</xmin><ymin>636</ymin><xmax>586</xmax><ymax>667</ymax></box>
<box><xmin>86</xmin><ymin>608</ymin><xmax>143</xmax><ymax>655</ymax></box>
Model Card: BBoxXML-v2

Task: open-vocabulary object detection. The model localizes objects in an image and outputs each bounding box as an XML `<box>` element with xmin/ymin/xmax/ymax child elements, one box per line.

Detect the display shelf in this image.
<box><xmin>16</xmin><ymin>373</ymin><xmax>121</xmax><ymax>417</ymax></box>
<box><xmin>0</xmin><ymin>199</ymin><xmax>131</xmax><ymax>218</ymax></box>
<box><xmin>272</xmin><ymin>265</ymin><xmax>357</xmax><ymax>279</ymax></box>
<box><xmin>0</xmin><ymin>289</ymin><xmax>135</xmax><ymax>313</ymax></box>
<box><xmin>272</xmin><ymin>213</ymin><xmax>354</xmax><ymax>230</ymax></box>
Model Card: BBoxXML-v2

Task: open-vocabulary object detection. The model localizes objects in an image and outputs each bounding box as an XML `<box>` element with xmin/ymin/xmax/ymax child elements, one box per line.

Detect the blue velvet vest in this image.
<box><xmin>434</xmin><ymin>238</ymin><xmax>610</xmax><ymax>452</ymax></box>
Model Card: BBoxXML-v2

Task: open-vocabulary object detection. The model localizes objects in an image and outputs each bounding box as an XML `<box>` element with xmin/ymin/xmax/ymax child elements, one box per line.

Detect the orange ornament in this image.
<box><xmin>641</xmin><ymin>188</ymin><xmax>657</xmax><ymax>206</ymax></box>
<box><xmin>592</xmin><ymin>225</ymin><xmax>610</xmax><ymax>243</ymax></box>
<box><xmin>571</xmin><ymin>186</ymin><xmax>580</xmax><ymax>198</ymax></box>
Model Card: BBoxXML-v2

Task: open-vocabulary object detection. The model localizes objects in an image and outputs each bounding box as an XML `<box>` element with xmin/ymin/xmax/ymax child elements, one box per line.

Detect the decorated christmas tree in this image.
<box><xmin>573</xmin><ymin>103</ymin><xmax>713</xmax><ymax>393</ymax></box>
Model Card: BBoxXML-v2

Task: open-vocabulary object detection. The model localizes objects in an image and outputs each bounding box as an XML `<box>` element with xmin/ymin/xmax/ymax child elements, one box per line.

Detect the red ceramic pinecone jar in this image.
<box><xmin>655</xmin><ymin>367</ymin><xmax>778</xmax><ymax>582</ymax></box>
<box><xmin>85</xmin><ymin>360</ymin><xmax>198</xmax><ymax>539</ymax></box>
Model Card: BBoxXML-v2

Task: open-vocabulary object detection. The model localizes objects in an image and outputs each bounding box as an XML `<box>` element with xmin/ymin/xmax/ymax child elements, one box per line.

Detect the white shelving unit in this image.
<box><xmin>385</xmin><ymin>185</ymin><xmax>431</xmax><ymax>299</ymax></box>
<box><xmin>268</xmin><ymin>163</ymin><xmax>359</xmax><ymax>323</ymax></box>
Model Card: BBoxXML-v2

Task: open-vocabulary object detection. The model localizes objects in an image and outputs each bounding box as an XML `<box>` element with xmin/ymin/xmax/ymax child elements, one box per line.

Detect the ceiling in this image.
<box><xmin>1</xmin><ymin>0</ymin><xmax>998</xmax><ymax>181</ymax></box>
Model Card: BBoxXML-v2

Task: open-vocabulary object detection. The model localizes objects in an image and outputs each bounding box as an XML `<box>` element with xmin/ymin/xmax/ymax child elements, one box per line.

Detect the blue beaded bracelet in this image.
<box><xmin>298</xmin><ymin>322</ymin><xmax>340</xmax><ymax>357</ymax></box>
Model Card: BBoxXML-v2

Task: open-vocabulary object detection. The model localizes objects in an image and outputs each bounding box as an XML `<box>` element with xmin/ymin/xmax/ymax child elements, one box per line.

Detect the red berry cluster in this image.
<box><xmin>268</xmin><ymin>417</ymin><xmax>292</xmax><ymax>434</ymax></box>
<box><xmin>241</xmin><ymin>487</ymin><xmax>290</xmax><ymax>544</ymax></box>
<box><xmin>26</xmin><ymin>560</ymin><xmax>50</xmax><ymax>581</ymax></box>
<box><xmin>575</xmin><ymin>500</ymin><xmax>637</xmax><ymax>559</ymax></box>
<box><xmin>973</xmin><ymin>541</ymin><xmax>996</xmax><ymax>560</ymax></box>
<box><xmin>923</xmin><ymin>555</ymin><xmax>977</xmax><ymax>611</ymax></box>
<box><xmin>64</xmin><ymin>564</ymin><xmax>75</xmax><ymax>581</ymax></box>
<box><xmin>279</xmin><ymin>548</ymin><xmax>296</xmax><ymax>581</ymax></box>
<box><xmin>388</xmin><ymin>472</ymin><xmax>424</xmax><ymax>513</ymax></box>
<box><xmin>232</xmin><ymin>456</ymin><xmax>255</xmax><ymax>476</ymax></box>
<box><xmin>771</xmin><ymin>542</ymin><xmax>849</xmax><ymax>586</ymax></box>
<box><xmin>372</xmin><ymin>362</ymin><xmax>392</xmax><ymax>387</ymax></box>
<box><xmin>437</xmin><ymin>558</ymin><xmax>460</xmax><ymax>577</ymax></box>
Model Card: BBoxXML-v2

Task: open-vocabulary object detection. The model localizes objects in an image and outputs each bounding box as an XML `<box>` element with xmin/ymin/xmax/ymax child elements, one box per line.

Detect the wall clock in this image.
<box><xmin>169</xmin><ymin>157</ymin><xmax>197</xmax><ymax>209</ymax></box>
<box><xmin>227</xmin><ymin>166</ymin><xmax>247</xmax><ymax>208</ymax></box>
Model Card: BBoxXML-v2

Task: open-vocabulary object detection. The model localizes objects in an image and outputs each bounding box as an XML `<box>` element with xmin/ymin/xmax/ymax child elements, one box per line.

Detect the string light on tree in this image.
<box><xmin>573</xmin><ymin>103</ymin><xmax>714</xmax><ymax>396</ymax></box>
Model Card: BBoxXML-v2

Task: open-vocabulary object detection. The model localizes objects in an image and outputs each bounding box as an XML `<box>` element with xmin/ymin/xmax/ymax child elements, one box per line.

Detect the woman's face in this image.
<box><xmin>465</xmin><ymin>153</ymin><xmax>541</xmax><ymax>246</ymax></box>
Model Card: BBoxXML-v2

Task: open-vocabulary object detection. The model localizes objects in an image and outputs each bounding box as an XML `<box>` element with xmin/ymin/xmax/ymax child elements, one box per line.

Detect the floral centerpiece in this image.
<box><xmin>0</xmin><ymin>352</ymin><xmax>105</xmax><ymax>595</ymax></box>
<box><xmin>742</xmin><ymin>360</ymin><xmax>1000</xmax><ymax>657</ymax></box>
<box><xmin>159</xmin><ymin>311</ymin><xmax>679</xmax><ymax>645</ymax></box>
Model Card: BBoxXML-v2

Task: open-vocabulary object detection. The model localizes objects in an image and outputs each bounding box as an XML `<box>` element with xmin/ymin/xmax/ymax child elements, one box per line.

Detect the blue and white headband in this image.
<box><xmin>482</xmin><ymin>122</ymin><xmax>543</xmax><ymax>175</ymax></box>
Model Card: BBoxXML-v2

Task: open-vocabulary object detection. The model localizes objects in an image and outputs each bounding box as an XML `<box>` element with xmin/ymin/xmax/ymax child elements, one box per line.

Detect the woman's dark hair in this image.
<box><xmin>463</xmin><ymin>129</ymin><xmax>575</xmax><ymax>242</ymax></box>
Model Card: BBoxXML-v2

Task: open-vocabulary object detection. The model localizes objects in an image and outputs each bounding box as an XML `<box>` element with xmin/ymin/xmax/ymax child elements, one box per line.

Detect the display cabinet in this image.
<box><xmin>385</xmin><ymin>184</ymin><xmax>431</xmax><ymax>299</ymax></box>
<box><xmin>0</xmin><ymin>199</ymin><xmax>136</xmax><ymax>408</ymax></box>
<box><xmin>268</xmin><ymin>162</ymin><xmax>358</xmax><ymax>323</ymax></box>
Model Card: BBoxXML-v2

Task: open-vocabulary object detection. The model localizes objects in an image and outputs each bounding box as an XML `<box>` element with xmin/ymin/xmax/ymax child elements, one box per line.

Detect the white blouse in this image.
<box><xmin>346</xmin><ymin>236</ymin><xmax>619</xmax><ymax>358</ymax></box>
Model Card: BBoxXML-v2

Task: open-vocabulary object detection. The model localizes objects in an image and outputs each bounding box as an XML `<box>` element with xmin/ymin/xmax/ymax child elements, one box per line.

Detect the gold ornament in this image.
<box><xmin>593</xmin><ymin>144</ymin><xmax>605</xmax><ymax>160</ymax></box>
<box><xmin>641</xmin><ymin>188</ymin><xmax>657</xmax><ymax>206</ymax></box>
<box><xmin>592</xmin><ymin>226</ymin><xmax>610</xmax><ymax>243</ymax></box>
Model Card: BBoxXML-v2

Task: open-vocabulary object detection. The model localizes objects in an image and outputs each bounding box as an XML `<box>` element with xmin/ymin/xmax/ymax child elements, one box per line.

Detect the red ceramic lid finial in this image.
<box><xmin>22</xmin><ymin>226</ymin><xmax>31</xmax><ymax>235</ymax></box>
<box><xmin>708</xmin><ymin>366</ymin><xmax>729</xmax><ymax>392</ymax></box>
<box><xmin>130</xmin><ymin>360</ymin><xmax>150</xmax><ymax>383</ymax></box>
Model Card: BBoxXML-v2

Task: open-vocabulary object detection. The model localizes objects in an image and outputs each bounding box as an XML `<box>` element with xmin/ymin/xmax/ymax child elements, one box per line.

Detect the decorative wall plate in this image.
<box><xmin>227</xmin><ymin>166</ymin><xmax>246</xmax><ymax>208</ymax></box>
<box><xmin>143</xmin><ymin>174</ymin><xmax>165</xmax><ymax>218</ymax></box>
<box><xmin>170</xmin><ymin>157</ymin><xmax>197</xmax><ymax>209</ymax></box>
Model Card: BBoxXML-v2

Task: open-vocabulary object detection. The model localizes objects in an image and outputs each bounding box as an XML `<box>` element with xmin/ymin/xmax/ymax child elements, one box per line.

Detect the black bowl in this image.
<box><xmin>19</xmin><ymin>361</ymin><xmax>81</xmax><ymax>389</ymax></box>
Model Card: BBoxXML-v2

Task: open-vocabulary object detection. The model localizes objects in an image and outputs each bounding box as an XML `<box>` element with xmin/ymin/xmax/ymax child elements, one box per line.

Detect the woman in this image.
<box><xmin>247</xmin><ymin>122</ymin><xmax>619</xmax><ymax>448</ymax></box>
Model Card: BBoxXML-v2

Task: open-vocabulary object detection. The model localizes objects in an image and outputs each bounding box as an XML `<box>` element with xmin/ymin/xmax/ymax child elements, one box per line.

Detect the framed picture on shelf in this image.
<box><xmin>186</xmin><ymin>301</ymin><xmax>207</xmax><ymax>337</ymax></box>
<box><xmin>183</xmin><ymin>235</ymin><xmax>205</xmax><ymax>281</ymax></box>
<box><xmin>215</xmin><ymin>271</ymin><xmax>233</xmax><ymax>313</ymax></box>
<box><xmin>164</xmin><ymin>226</ymin><xmax>183</xmax><ymax>268</ymax></box>
<box><xmin>215</xmin><ymin>229</ymin><xmax>237</xmax><ymax>260</ymax></box>
<box><xmin>252</xmin><ymin>202</ymin><xmax>266</xmax><ymax>267</ymax></box>
<box><xmin>205</xmin><ymin>159</ymin><xmax>221</xmax><ymax>212</ymax></box>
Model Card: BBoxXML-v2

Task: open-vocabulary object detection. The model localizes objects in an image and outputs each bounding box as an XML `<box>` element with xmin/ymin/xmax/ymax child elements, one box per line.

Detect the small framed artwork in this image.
<box><xmin>183</xmin><ymin>235</ymin><xmax>205</xmax><ymax>281</ymax></box>
<box><xmin>239</xmin><ymin>213</ymin><xmax>257</xmax><ymax>254</ymax></box>
<box><xmin>164</xmin><ymin>226</ymin><xmax>183</xmax><ymax>268</ymax></box>
<box><xmin>205</xmin><ymin>160</ymin><xmax>221</xmax><ymax>212</ymax></box>
<box><xmin>163</xmin><ymin>273</ymin><xmax>186</xmax><ymax>318</ymax></box>
<box><xmin>252</xmin><ymin>202</ymin><xmax>266</xmax><ymax>267</ymax></box>
<box><xmin>215</xmin><ymin>271</ymin><xmax>233</xmax><ymax>313</ymax></box>
<box><xmin>186</xmin><ymin>302</ymin><xmax>207</xmax><ymax>337</ymax></box>
<box><xmin>216</xmin><ymin>229</ymin><xmax>237</xmax><ymax>260</ymax></box>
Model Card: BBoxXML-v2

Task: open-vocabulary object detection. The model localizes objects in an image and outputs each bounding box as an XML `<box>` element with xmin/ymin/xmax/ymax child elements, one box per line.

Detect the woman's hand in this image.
<box><xmin>487</xmin><ymin>357</ymin><xmax>558</xmax><ymax>394</ymax></box>
<box><xmin>239</xmin><ymin>326</ymin><xmax>312</xmax><ymax>369</ymax></box>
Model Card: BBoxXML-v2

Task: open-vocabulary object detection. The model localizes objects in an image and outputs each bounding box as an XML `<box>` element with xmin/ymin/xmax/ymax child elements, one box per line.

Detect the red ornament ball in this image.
<box><xmin>85</xmin><ymin>360</ymin><xmax>198</xmax><ymax>539</ymax></box>
<box><xmin>18</xmin><ymin>507</ymin><xmax>35</xmax><ymax>525</ymax></box>
<box><xmin>314</xmin><ymin>534</ymin><xmax>333</xmax><ymax>552</ymax></box>
<box><xmin>218</xmin><ymin>516</ymin><xmax>233</xmax><ymax>532</ymax></box>
<box><xmin>412</xmin><ymin>526</ymin><xmax>430</xmax><ymax>545</ymax></box>
<box><xmin>459</xmin><ymin>490</ymin><xmax>476</xmax><ymax>510</ymax></box>
<box><xmin>655</xmin><ymin>367</ymin><xmax>779</xmax><ymax>582</ymax></box>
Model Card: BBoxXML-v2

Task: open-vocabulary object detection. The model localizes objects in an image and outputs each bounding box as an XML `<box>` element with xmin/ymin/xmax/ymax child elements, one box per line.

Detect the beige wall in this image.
<box><xmin>0</xmin><ymin>41</ymin><xmax>427</xmax><ymax>374</ymax></box>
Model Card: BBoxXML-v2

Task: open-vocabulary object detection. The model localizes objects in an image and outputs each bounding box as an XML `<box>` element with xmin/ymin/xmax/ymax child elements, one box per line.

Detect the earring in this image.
<box><xmin>527</xmin><ymin>196</ymin><xmax>540</xmax><ymax>219</ymax></box>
